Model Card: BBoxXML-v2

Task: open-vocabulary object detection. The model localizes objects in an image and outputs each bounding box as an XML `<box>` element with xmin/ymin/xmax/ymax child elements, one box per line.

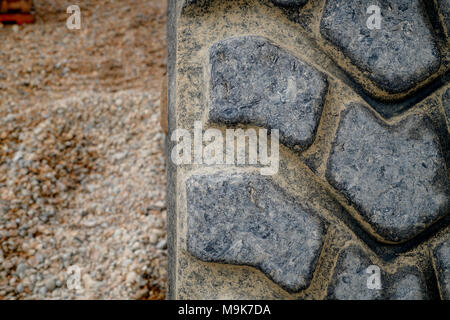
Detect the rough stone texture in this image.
<box><xmin>186</xmin><ymin>172</ymin><xmax>326</xmax><ymax>292</ymax></box>
<box><xmin>327</xmin><ymin>246</ymin><xmax>382</xmax><ymax>300</ymax></box>
<box><xmin>326</xmin><ymin>103</ymin><xmax>449</xmax><ymax>243</ymax></box>
<box><xmin>443</xmin><ymin>88</ymin><xmax>450</xmax><ymax>124</ymax></box>
<box><xmin>209</xmin><ymin>36</ymin><xmax>328</xmax><ymax>151</ymax></box>
<box><xmin>327</xmin><ymin>245</ymin><xmax>428</xmax><ymax>300</ymax></box>
<box><xmin>437</xmin><ymin>0</ymin><xmax>450</xmax><ymax>33</ymax></box>
<box><xmin>271</xmin><ymin>0</ymin><xmax>308</xmax><ymax>7</ymax></box>
<box><xmin>390</xmin><ymin>274</ymin><xmax>428</xmax><ymax>300</ymax></box>
<box><xmin>169</xmin><ymin>0</ymin><xmax>450</xmax><ymax>300</ymax></box>
<box><xmin>320</xmin><ymin>0</ymin><xmax>441</xmax><ymax>94</ymax></box>
<box><xmin>433</xmin><ymin>237</ymin><xmax>450</xmax><ymax>299</ymax></box>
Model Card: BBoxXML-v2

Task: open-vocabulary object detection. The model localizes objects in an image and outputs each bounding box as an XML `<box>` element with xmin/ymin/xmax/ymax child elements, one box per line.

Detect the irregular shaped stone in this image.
<box><xmin>327</xmin><ymin>245</ymin><xmax>428</xmax><ymax>300</ymax></box>
<box><xmin>326</xmin><ymin>103</ymin><xmax>449</xmax><ymax>242</ymax></box>
<box><xmin>186</xmin><ymin>172</ymin><xmax>326</xmax><ymax>292</ymax></box>
<box><xmin>390</xmin><ymin>274</ymin><xmax>427</xmax><ymax>300</ymax></box>
<box><xmin>327</xmin><ymin>246</ymin><xmax>382</xmax><ymax>300</ymax></box>
<box><xmin>271</xmin><ymin>0</ymin><xmax>308</xmax><ymax>7</ymax></box>
<box><xmin>433</xmin><ymin>237</ymin><xmax>450</xmax><ymax>299</ymax></box>
<box><xmin>320</xmin><ymin>0</ymin><xmax>441</xmax><ymax>94</ymax></box>
<box><xmin>209</xmin><ymin>36</ymin><xmax>328</xmax><ymax>151</ymax></box>
<box><xmin>437</xmin><ymin>0</ymin><xmax>450</xmax><ymax>33</ymax></box>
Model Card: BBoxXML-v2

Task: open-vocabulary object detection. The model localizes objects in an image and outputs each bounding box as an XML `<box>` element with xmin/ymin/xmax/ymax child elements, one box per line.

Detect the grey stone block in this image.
<box><xmin>320</xmin><ymin>0</ymin><xmax>441</xmax><ymax>94</ymax></box>
<box><xmin>390</xmin><ymin>274</ymin><xmax>428</xmax><ymax>300</ymax></box>
<box><xmin>186</xmin><ymin>172</ymin><xmax>327</xmax><ymax>292</ymax></box>
<box><xmin>327</xmin><ymin>246</ymin><xmax>383</xmax><ymax>300</ymax></box>
<box><xmin>326</xmin><ymin>103</ymin><xmax>449</xmax><ymax>243</ymax></box>
<box><xmin>327</xmin><ymin>245</ymin><xmax>428</xmax><ymax>300</ymax></box>
<box><xmin>209</xmin><ymin>36</ymin><xmax>328</xmax><ymax>152</ymax></box>
<box><xmin>433</xmin><ymin>237</ymin><xmax>450</xmax><ymax>299</ymax></box>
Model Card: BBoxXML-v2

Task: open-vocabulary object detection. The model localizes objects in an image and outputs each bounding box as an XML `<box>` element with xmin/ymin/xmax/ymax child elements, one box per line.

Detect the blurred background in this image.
<box><xmin>0</xmin><ymin>0</ymin><xmax>168</xmax><ymax>299</ymax></box>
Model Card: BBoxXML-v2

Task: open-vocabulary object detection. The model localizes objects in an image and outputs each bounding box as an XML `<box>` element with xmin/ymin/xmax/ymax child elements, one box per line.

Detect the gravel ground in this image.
<box><xmin>0</xmin><ymin>0</ymin><xmax>167</xmax><ymax>300</ymax></box>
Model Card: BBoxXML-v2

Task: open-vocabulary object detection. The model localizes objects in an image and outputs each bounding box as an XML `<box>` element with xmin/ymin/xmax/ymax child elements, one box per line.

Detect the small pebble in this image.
<box><xmin>45</xmin><ymin>278</ymin><xmax>56</xmax><ymax>292</ymax></box>
<box><xmin>16</xmin><ymin>284</ymin><xmax>24</xmax><ymax>294</ymax></box>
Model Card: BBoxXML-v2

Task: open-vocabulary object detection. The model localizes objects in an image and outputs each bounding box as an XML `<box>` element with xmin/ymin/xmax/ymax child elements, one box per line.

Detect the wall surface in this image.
<box><xmin>167</xmin><ymin>0</ymin><xmax>450</xmax><ymax>300</ymax></box>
